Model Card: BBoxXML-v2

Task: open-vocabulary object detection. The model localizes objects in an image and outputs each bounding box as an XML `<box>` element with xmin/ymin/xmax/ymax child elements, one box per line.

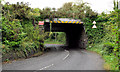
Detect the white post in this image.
<box><xmin>92</xmin><ymin>21</ymin><xmax>97</xmax><ymax>28</ymax></box>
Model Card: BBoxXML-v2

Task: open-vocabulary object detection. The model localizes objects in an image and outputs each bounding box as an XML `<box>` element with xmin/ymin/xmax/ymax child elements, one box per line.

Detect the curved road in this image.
<box><xmin>3</xmin><ymin>44</ymin><xmax>104</xmax><ymax>70</ymax></box>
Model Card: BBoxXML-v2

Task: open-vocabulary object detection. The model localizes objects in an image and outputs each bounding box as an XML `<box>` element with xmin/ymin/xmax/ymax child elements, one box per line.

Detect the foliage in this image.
<box><xmin>45</xmin><ymin>32</ymin><xmax>66</xmax><ymax>44</ymax></box>
<box><xmin>2</xmin><ymin>2</ymin><xmax>45</xmax><ymax>58</ymax></box>
<box><xmin>87</xmin><ymin>43</ymin><xmax>119</xmax><ymax>70</ymax></box>
<box><xmin>2</xmin><ymin>17</ymin><xmax>24</xmax><ymax>50</ymax></box>
<box><xmin>1</xmin><ymin>0</ymin><xmax>119</xmax><ymax>70</ymax></box>
<box><xmin>39</xmin><ymin>1</ymin><xmax>97</xmax><ymax>20</ymax></box>
<box><xmin>21</xmin><ymin>24</ymin><xmax>45</xmax><ymax>50</ymax></box>
<box><xmin>56</xmin><ymin>32</ymin><xmax>66</xmax><ymax>43</ymax></box>
<box><xmin>87</xmin><ymin>1</ymin><xmax>119</xmax><ymax>70</ymax></box>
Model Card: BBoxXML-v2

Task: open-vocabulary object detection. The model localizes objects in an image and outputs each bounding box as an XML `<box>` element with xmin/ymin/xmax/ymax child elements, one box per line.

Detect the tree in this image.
<box><xmin>113</xmin><ymin>0</ymin><xmax>119</xmax><ymax>10</ymax></box>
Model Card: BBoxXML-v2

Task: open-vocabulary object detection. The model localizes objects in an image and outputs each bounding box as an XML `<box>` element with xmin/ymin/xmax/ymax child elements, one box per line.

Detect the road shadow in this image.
<box><xmin>44</xmin><ymin>44</ymin><xmax>86</xmax><ymax>52</ymax></box>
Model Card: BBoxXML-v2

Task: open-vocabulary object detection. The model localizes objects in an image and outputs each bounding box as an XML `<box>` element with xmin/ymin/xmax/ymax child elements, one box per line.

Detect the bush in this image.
<box><xmin>2</xmin><ymin>17</ymin><xmax>24</xmax><ymax>51</ymax></box>
<box><xmin>87</xmin><ymin>10</ymin><xmax>119</xmax><ymax>70</ymax></box>
<box><xmin>103</xmin><ymin>42</ymin><xmax>114</xmax><ymax>55</ymax></box>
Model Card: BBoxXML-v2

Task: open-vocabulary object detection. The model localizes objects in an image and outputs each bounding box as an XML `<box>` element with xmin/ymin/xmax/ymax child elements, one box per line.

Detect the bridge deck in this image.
<box><xmin>50</xmin><ymin>21</ymin><xmax>83</xmax><ymax>24</ymax></box>
<box><xmin>44</xmin><ymin>18</ymin><xmax>84</xmax><ymax>32</ymax></box>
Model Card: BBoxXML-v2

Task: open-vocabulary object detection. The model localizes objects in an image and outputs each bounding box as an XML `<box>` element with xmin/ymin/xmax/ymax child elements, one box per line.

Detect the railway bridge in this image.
<box><xmin>44</xmin><ymin>18</ymin><xmax>88</xmax><ymax>48</ymax></box>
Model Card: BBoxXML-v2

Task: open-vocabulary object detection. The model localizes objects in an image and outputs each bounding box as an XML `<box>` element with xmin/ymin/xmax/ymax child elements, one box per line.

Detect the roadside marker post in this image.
<box><xmin>92</xmin><ymin>21</ymin><xmax>97</xmax><ymax>28</ymax></box>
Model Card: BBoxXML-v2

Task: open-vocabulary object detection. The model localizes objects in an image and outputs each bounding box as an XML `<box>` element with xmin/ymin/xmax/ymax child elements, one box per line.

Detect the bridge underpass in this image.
<box><xmin>3</xmin><ymin>19</ymin><xmax>104</xmax><ymax>70</ymax></box>
<box><xmin>44</xmin><ymin>18</ymin><xmax>88</xmax><ymax>49</ymax></box>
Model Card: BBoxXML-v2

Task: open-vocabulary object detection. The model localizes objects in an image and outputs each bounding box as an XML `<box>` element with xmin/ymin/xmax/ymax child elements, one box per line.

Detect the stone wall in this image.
<box><xmin>65</xmin><ymin>24</ymin><xmax>87</xmax><ymax>48</ymax></box>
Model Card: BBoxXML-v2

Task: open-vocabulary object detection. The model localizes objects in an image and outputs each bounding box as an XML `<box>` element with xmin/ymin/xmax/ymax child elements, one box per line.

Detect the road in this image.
<box><xmin>2</xmin><ymin>44</ymin><xmax>105</xmax><ymax>71</ymax></box>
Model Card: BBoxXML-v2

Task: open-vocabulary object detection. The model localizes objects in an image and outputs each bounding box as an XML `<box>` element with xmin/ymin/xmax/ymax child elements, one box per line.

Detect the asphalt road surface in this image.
<box><xmin>2</xmin><ymin>44</ymin><xmax>105</xmax><ymax>70</ymax></box>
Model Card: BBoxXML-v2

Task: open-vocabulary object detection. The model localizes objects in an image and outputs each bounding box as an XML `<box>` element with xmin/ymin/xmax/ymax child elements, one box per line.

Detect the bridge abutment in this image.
<box><xmin>65</xmin><ymin>24</ymin><xmax>87</xmax><ymax>49</ymax></box>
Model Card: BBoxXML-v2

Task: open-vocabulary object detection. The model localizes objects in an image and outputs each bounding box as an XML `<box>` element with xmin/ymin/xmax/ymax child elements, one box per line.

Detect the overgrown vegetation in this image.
<box><xmin>1</xmin><ymin>0</ymin><xmax>119</xmax><ymax>70</ymax></box>
<box><xmin>86</xmin><ymin>0</ymin><xmax>119</xmax><ymax>70</ymax></box>
<box><xmin>1</xmin><ymin>2</ymin><xmax>47</xmax><ymax>61</ymax></box>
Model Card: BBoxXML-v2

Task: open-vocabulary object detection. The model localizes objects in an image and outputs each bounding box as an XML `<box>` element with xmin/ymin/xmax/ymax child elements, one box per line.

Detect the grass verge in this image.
<box><xmin>87</xmin><ymin>43</ymin><xmax>119</xmax><ymax>70</ymax></box>
<box><xmin>44</xmin><ymin>41</ymin><xmax>65</xmax><ymax>45</ymax></box>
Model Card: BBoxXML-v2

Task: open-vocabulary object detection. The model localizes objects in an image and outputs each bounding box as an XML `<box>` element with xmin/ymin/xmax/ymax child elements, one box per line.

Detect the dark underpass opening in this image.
<box><xmin>44</xmin><ymin>18</ymin><xmax>88</xmax><ymax>49</ymax></box>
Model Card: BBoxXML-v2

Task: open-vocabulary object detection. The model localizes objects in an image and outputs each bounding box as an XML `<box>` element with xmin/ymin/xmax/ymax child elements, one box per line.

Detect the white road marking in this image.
<box><xmin>63</xmin><ymin>50</ymin><xmax>69</xmax><ymax>60</ymax></box>
<box><xmin>34</xmin><ymin>49</ymin><xmax>69</xmax><ymax>72</ymax></box>
<box><xmin>39</xmin><ymin>64</ymin><xmax>54</xmax><ymax>70</ymax></box>
<box><xmin>34</xmin><ymin>64</ymin><xmax>54</xmax><ymax>72</ymax></box>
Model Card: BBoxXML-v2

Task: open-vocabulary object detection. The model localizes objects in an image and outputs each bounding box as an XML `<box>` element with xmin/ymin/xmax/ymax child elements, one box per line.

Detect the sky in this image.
<box><xmin>2</xmin><ymin>0</ymin><xmax>120</xmax><ymax>13</ymax></box>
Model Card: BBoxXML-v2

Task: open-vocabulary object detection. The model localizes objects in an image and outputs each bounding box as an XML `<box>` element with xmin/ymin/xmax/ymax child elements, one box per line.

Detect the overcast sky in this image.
<box><xmin>3</xmin><ymin>0</ymin><xmax>120</xmax><ymax>13</ymax></box>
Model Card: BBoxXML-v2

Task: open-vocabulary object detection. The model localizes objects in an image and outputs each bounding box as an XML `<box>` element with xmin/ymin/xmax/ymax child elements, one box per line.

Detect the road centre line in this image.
<box><xmin>33</xmin><ymin>64</ymin><xmax>54</xmax><ymax>72</ymax></box>
<box><xmin>63</xmin><ymin>50</ymin><xmax>69</xmax><ymax>60</ymax></box>
<box><xmin>39</xmin><ymin>64</ymin><xmax>54</xmax><ymax>70</ymax></box>
<box><xmin>34</xmin><ymin>50</ymin><xmax>69</xmax><ymax>72</ymax></box>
